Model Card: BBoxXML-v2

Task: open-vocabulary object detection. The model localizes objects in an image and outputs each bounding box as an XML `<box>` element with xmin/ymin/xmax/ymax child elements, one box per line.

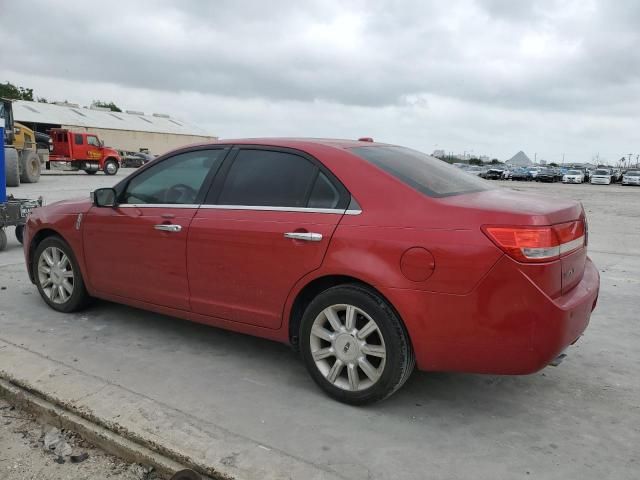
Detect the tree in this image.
<box><xmin>549</xmin><ymin>162</ymin><xmax>558</xmax><ymax>167</ymax></box>
<box><xmin>92</xmin><ymin>100</ymin><xmax>122</xmax><ymax>112</ymax></box>
<box><xmin>490</xmin><ymin>159</ymin><xmax>501</xmax><ymax>164</ymax></box>
<box><xmin>469</xmin><ymin>158</ymin><xmax>483</xmax><ymax>165</ymax></box>
<box><xmin>36</xmin><ymin>97</ymin><xmax>49</xmax><ymax>103</ymax></box>
<box><xmin>0</xmin><ymin>81</ymin><xmax>34</xmax><ymax>101</ymax></box>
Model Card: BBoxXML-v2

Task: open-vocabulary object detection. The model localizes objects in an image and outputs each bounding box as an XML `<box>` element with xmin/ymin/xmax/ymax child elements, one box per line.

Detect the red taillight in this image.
<box><xmin>483</xmin><ymin>220</ymin><xmax>585</xmax><ymax>263</ymax></box>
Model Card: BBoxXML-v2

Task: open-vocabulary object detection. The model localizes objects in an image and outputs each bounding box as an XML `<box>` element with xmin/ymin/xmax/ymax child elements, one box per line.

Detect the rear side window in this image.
<box><xmin>308</xmin><ymin>172</ymin><xmax>340</xmax><ymax>209</ymax></box>
<box><xmin>74</xmin><ymin>134</ymin><xmax>83</xmax><ymax>145</ymax></box>
<box><xmin>217</xmin><ymin>150</ymin><xmax>317</xmax><ymax>207</ymax></box>
<box><xmin>351</xmin><ymin>146</ymin><xmax>491</xmax><ymax>198</ymax></box>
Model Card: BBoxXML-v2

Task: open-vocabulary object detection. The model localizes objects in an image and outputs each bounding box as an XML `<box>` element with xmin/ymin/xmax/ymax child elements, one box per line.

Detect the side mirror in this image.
<box><xmin>93</xmin><ymin>188</ymin><xmax>117</xmax><ymax>207</ymax></box>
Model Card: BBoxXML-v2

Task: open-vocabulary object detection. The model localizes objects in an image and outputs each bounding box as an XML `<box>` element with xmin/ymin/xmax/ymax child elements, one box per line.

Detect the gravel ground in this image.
<box><xmin>0</xmin><ymin>399</ymin><xmax>159</xmax><ymax>480</ymax></box>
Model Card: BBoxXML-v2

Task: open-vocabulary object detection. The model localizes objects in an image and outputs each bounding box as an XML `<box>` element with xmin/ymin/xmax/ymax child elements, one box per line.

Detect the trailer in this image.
<box><xmin>0</xmin><ymin>127</ymin><xmax>43</xmax><ymax>251</ymax></box>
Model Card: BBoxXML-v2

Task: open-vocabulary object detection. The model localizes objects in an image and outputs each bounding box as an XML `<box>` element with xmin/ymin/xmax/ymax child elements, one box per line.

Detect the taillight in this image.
<box><xmin>483</xmin><ymin>220</ymin><xmax>585</xmax><ymax>263</ymax></box>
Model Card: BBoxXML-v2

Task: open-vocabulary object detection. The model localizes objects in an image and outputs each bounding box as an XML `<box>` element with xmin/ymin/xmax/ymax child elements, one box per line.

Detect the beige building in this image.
<box><xmin>13</xmin><ymin>100</ymin><xmax>216</xmax><ymax>156</ymax></box>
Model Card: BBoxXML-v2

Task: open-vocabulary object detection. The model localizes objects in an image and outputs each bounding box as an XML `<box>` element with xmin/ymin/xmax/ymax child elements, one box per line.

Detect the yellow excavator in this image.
<box><xmin>2</xmin><ymin>98</ymin><xmax>45</xmax><ymax>186</ymax></box>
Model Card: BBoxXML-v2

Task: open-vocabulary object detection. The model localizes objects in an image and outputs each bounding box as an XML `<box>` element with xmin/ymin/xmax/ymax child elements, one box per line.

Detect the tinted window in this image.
<box><xmin>308</xmin><ymin>172</ymin><xmax>340</xmax><ymax>209</ymax></box>
<box><xmin>351</xmin><ymin>146</ymin><xmax>492</xmax><ymax>197</ymax></box>
<box><xmin>74</xmin><ymin>134</ymin><xmax>83</xmax><ymax>145</ymax></box>
<box><xmin>594</xmin><ymin>169</ymin><xmax>609</xmax><ymax>175</ymax></box>
<box><xmin>217</xmin><ymin>150</ymin><xmax>316</xmax><ymax>207</ymax></box>
<box><xmin>122</xmin><ymin>149</ymin><xmax>224</xmax><ymax>205</ymax></box>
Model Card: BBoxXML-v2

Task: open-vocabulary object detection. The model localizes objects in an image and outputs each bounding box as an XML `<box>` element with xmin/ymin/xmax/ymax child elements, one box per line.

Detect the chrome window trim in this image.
<box><xmin>118</xmin><ymin>204</ymin><xmax>199</xmax><ymax>209</ymax></box>
<box><xmin>116</xmin><ymin>204</ymin><xmax>363</xmax><ymax>215</ymax></box>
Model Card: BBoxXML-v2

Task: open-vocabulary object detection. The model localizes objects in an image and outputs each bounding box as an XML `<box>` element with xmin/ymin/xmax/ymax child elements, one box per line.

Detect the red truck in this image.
<box><xmin>49</xmin><ymin>129</ymin><xmax>121</xmax><ymax>175</ymax></box>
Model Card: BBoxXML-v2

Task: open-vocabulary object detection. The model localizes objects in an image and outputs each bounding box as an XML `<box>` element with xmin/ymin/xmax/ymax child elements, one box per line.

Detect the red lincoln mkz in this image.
<box><xmin>23</xmin><ymin>138</ymin><xmax>599</xmax><ymax>404</ymax></box>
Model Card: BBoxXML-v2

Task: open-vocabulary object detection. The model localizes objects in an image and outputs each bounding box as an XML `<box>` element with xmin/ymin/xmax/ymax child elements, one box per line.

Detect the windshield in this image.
<box><xmin>625</xmin><ymin>171</ymin><xmax>640</xmax><ymax>177</ymax></box>
<box><xmin>567</xmin><ymin>170</ymin><xmax>581</xmax><ymax>175</ymax></box>
<box><xmin>594</xmin><ymin>169</ymin><xmax>609</xmax><ymax>175</ymax></box>
<box><xmin>350</xmin><ymin>145</ymin><xmax>493</xmax><ymax>198</ymax></box>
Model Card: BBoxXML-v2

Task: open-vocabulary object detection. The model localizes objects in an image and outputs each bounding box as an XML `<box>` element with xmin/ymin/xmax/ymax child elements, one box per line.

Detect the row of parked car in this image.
<box><xmin>458</xmin><ymin>164</ymin><xmax>640</xmax><ymax>186</ymax></box>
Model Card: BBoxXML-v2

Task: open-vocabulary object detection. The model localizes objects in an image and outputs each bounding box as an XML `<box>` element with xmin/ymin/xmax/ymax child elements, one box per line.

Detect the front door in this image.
<box><xmin>187</xmin><ymin>148</ymin><xmax>348</xmax><ymax>329</ymax></box>
<box><xmin>83</xmin><ymin>148</ymin><xmax>226</xmax><ymax>310</ymax></box>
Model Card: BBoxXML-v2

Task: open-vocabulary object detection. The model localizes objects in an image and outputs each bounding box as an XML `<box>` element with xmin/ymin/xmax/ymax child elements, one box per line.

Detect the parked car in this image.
<box><xmin>510</xmin><ymin>168</ymin><xmax>533</xmax><ymax>181</ymax></box>
<box><xmin>527</xmin><ymin>167</ymin><xmax>541</xmax><ymax>179</ymax></box>
<box><xmin>621</xmin><ymin>170</ymin><xmax>640</xmax><ymax>186</ymax></box>
<box><xmin>536</xmin><ymin>168</ymin><xmax>559</xmax><ymax>183</ymax></box>
<box><xmin>590</xmin><ymin>169</ymin><xmax>612</xmax><ymax>185</ymax></box>
<box><xmin>484</xmin><ymin>168</ymin><xmax>505</xmax><ymax>180</ymax></box>
<box><xmin>563</xmin><ymin>169</ymin><xmax>585</xmax><ymax>184</ymax></box>
<box><xmin>23</xmin><ymin>138</ymin><xmax>599</xmax><ymax>404</ymax></box>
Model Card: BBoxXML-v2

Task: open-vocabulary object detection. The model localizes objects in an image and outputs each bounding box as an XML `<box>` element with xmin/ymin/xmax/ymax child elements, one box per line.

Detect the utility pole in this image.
<box><xmin>629</xmin><ymin>153</ymin><xmax>634</xmax><ymax>169</ymax></box>
<box><xmin>562</xmin><ymin>153</ymin><xmax>565</xmax><ymax>165</ymax></box>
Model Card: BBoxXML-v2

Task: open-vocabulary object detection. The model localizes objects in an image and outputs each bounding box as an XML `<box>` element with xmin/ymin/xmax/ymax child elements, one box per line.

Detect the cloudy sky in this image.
<box><xmin>2</xmin><ymin>0</ymin><xmax>638</xmax><ymax>163</ymax></box>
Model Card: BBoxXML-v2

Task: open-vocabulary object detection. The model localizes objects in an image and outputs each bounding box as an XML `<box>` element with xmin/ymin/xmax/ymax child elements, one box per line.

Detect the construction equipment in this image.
<box><xmin>0</xmin><ymin>127</ymin><xmax>43</xmax><ymax>251</ymax></box>
<box><xmin>2</xmin><ymin>98</ymin><xmax>47</xmax><ymax>187</ymax></box>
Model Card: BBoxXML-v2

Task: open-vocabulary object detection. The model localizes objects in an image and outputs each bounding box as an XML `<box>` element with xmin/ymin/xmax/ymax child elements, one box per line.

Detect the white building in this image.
<box><xmin>13</xmin><ymin>100</ymin><xmax>216</xmax><ymax>156</ymax></box>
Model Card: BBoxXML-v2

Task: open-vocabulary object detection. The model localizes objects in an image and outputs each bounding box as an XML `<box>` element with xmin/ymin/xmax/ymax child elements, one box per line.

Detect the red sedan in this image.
<box><xmin>23</xmin><ymin>139</ymin><xmax>599</xmax><ymax>404</ymax></box>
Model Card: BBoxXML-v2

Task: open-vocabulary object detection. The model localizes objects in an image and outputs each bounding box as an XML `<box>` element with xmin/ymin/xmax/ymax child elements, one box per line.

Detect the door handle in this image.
<box><xmin>284</xmin><ymin>232</ymin><xmax>323</xmax><ymax>242</ymax></box>
<box><xmin>154</xmin><ymin>224</ymin><xmax>182</xmax><ymax>232</ymax></box>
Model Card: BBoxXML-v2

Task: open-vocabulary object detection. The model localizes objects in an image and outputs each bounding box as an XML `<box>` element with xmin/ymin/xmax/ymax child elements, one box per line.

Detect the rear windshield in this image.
<box><xmin>594</xmin><ymin>169</ymin><xmax>610</xmax><ymax>175</ymax></box>
<box><xmin>626</xmin><ymin>171</ymin><xmax>640</xmax><ymax>177</ymax></box>
<box><xmin>350</xmin><ymin>146</ymin><xmax>492</xmax><ymax>198</ymax></box>
<box><xmin>567</xmin><ymin>170</ymin><xmax>581</xmax><ymax>174</ymax></box>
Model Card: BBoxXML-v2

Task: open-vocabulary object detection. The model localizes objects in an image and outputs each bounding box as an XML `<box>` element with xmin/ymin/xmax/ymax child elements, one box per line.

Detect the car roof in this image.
<box><xmin>184</xmin><ymin>137</ymin><xmax>394</xmax><ymax>151</ymax></box>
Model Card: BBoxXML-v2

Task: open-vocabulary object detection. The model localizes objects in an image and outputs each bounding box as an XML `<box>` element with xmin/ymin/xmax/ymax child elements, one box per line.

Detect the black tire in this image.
<box><xmin>85</xmin><ymin>170</ymin><xmax>97</xmax><ymax>175</ymax></box>
<box><xmin>5</xmin><ymin>148</ymin><xmax>20</xmax><ymax>187</ymax></box>
<box><xmin>0</xmin><ymin>229</ymin><xmax>7</xmax><ymax>251</ymax></box>
<box><xmin>103</xmin><ymin>159</ymin><xmax>119</xmax><ymax>176</ymax></box>
<box><xmin>15</xmin><ymin>225</ymin><xmax>24</xmax><ymax>245</ymax></box>
<box><xmin>32</xmin><ymin>236</ymin><xmax>91</xmax><ymax>313</ymax></box>
<box><xmin>19</xmin><ymin>150</ymin><xmax>41</xmax><ymax>183</ymax></box>
<box><xmin>300</xmin><ymin>284</ymin><xmax>415</xmax><ymax>405</ymax></box>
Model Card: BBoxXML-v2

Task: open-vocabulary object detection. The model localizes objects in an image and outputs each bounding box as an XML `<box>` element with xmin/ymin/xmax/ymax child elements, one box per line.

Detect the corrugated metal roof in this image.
<box><xmin>13</xmin><ymin>100</ymin><xmax>211</xmax><ymax>137</ymax></box>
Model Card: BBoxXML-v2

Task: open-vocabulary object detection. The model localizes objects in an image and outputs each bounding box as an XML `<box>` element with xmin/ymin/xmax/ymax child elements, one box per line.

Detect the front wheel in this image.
<box><xmin>300</xmin><ymin>284</ymin><xmax>414</xmax><ymax>405</ymax></box>
<box><xmin>32</xmin><ymin>236</ymin><xmax>91</xmax><ymax>313</ymax></box>
<box><xmin>103</xmin><ymin>159</ymin><xmax>119</xmax><ymax>176</ymax></box>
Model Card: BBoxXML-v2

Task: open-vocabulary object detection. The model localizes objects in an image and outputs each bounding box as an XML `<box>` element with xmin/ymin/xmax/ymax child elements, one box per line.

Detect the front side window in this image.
<box><xmin>217</xmin><ymin>150</ymin><xmax>317</xmax><ymax>207</ymax></box>
<box><xmin>351</xmin><ymin>146</ymin><xmax>492</xmax><ymax>198</ymax></box>
<box><xmin>87</xmin><ymin>136</ymin><xmax>100</xmax><ymax>147</ymax></box>
<box><xmin>122</xmin><ymin>149</ymin><xmax>224</xmax><ymax>205</ymax></box>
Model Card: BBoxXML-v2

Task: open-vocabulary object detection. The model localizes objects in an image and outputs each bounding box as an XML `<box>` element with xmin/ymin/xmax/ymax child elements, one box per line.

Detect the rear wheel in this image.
<box><xmin>5</xmin><ymin>148</ymin><xmax>20</xmax><ymax>187</ymax></box>
<box><xmin>32</xmin><ymin>236</ymin><xmax>90</xmax><ymax>313</ymax></box>
<box><xmin>103</xmin><ymin>159</ymin><xmax>118</xmax><ymax>175</ymax></box>
<box><xmin>15</xmin><ymin>225</ymin><xmax>24</xmax><ymax>245</ymax></box>
<box><xmin>19</xmin><ymin>150</ymin><xmax>41</xmax><ymax>183</ymax></box>
<box><xmin>300</xmin><ymin>284</ymin><xmax>414</xmax><ymax>405</ymax></box>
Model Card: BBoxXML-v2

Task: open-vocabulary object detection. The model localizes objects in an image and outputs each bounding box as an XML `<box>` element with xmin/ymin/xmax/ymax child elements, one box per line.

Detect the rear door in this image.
<box><xmin>187</xmin><ymin>147</ymin><xmax>349</xmax><ymax>329</ymax></box>
<box><xmin>83</xmin><ymin>148</ymin><xmax>227</xmax><ymax>309</ymax></box>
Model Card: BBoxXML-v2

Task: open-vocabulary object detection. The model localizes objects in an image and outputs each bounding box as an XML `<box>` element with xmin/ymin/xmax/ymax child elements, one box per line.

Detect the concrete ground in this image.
<box><xmin>1</xmin><ymin>171</ymin><xmax>639</xmax><ymax>479</ymax></box>
<box><xmin>0</xmin><ymin>398</ymin><xmax>159</xmax><ymax>479</ymax></box>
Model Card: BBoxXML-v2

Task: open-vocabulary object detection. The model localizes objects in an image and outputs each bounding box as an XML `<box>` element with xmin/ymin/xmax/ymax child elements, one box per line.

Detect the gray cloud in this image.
<box><xmin>1</xmin><ymin>0</ymin><xmax>638</xmax><ymax>160</ymax></box>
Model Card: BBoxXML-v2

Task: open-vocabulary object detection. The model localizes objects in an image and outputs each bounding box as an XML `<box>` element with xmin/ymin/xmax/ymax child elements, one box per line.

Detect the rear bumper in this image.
<box><xmin>380</xmin><ymin>256</ymin><xmax>600</xmax><ymax>374</ymax></box>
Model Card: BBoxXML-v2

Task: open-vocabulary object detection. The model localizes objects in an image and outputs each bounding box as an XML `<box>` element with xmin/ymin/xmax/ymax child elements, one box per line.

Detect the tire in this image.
<box><xmin>5</xmin><ymin>148</ymin><xmax>20</xmax><ymax>187</ymax></box>
<box><xmin>15</xmin><ymin>225</ymin><xmax>24</xmax><ymax>245</ymax></box>
<box><xmin>19</xmin><ymin>150</ymin><xmax>41</xmax><ymax>183</ymax></box>
<box><xmin>85</xmin><ymin>170</ymin><xmax>97</xmax><ymax>175</ymax></box>
<box><xmin>0</xmin><ymin>229</ymin><xmax>7</xmax><ymax>251</ymax></box>
<box><xmin>300</xmin><ymin>284</ymin><xmax>415</xmax><ymax>405</ymax></box>
<box><xmin>103</xmin><ymin>159</ymin><xmax>119</xmax><ymax>176</ymax></box>
<box><xmin>32</xmin><ymin>236</ymin><xmax>91</xmax><ymax>313</ymax></box>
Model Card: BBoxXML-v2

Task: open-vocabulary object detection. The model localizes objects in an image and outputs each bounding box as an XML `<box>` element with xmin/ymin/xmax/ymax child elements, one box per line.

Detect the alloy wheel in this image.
<box><xmin>309</xmin><ymin>304</ymin><xmax>387</xmax><ymax>392</ymax></box>
<box><xmin>37</xmin><ymin>246</ymin><xmax>75</xmax><ymax>304</ymax></box>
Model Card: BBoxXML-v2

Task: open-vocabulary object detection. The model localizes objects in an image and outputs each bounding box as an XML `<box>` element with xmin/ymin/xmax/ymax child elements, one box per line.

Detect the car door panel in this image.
<box><xmin>187</xmin><ymin>208</ymin><xmax>343</xmax><ymax>328</ymax></box>
<box><xmin>83</xmin><ymin>205</ymin><xmax>198</xmax><ymax>310</ymax></box>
